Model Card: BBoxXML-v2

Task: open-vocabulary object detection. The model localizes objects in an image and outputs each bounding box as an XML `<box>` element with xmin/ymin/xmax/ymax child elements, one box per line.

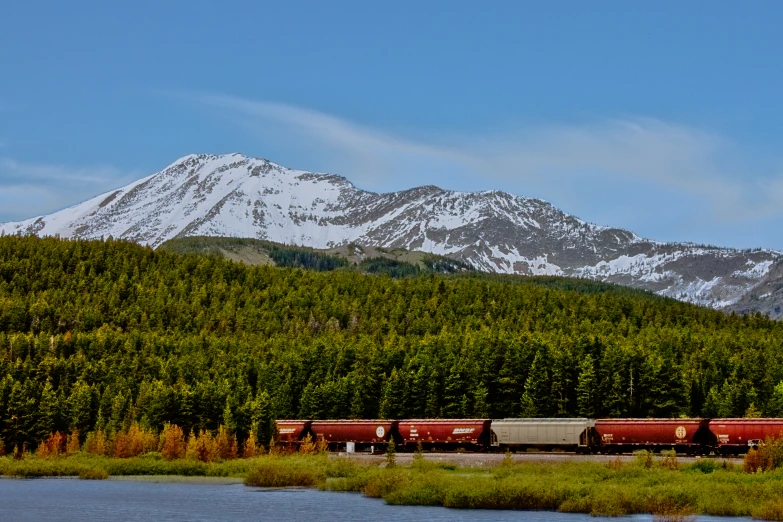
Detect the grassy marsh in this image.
<box><xmin>4</xmin><ymin>452</ymin><xmax>783</xmax><ymax>519</ymax></box>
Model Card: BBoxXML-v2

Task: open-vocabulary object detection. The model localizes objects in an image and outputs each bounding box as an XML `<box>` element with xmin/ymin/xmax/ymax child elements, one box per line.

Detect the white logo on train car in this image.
<box><xmin>675</xmin><ymin>426</ymin><xmax>686</xmax><ymax>439</ymax></box>
<box><xmin>452</xmin><ymin>428</ymin><xmax>475</xmax><ymax>434</ymax></box>
<box><xmin>278</xmin><ymin>428</ymin><xmax>296</xmax><ymax>434</ymax></box>
<box><xmin>376</xmin><ymin>426</ymin><xmax>385</xmax><ymax>438</ymax></box>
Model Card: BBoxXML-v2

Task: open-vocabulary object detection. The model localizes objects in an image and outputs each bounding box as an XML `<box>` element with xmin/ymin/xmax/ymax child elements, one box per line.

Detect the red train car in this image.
<box><xmin>397</xmin><ymin>419</ymin><xmax>491</xmax><ymax>448</ymax></box>
<box><xmin>595</xmin><ymin>419</ymin><xmax>713</xmax><ymax>453</ymax></box>
<box><xmin>275</xmin><ymin>420</ymin><xmax>312</xmax><ymax>445</ymax></box>
<box><xmin>310</xmin><ymin>420</ymin><xmax>396</xmax><ymax>449</ymax></box>
<box><xmin>710</xmin><ymin>419</ymin><xmax>783</xmax><ymax>454</ymax></box>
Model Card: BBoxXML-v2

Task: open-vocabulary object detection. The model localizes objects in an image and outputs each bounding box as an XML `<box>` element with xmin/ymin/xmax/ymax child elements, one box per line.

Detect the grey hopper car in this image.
<box><xmin>491</xmin><ymin>418</ymin><xmax>597</xmax><ymax>452</ymax></box>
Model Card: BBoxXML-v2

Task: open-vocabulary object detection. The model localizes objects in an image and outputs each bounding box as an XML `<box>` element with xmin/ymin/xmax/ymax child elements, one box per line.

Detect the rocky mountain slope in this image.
<box><xmin>2</xmin><ymin>153</ymin><xmax>780</xmax><ymax>317</ymax></box>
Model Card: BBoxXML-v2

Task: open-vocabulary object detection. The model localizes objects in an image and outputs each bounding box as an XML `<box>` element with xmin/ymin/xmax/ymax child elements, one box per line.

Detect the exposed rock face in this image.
<box><xmin>2</xmin><ymin>153</ymin><xmax>780</xmax><ymax>316</ymax></box>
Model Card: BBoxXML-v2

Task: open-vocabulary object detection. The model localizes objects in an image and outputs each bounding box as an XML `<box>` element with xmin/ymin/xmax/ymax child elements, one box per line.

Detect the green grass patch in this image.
<box><xmin>8</xmin><ymin>453</ymin><xmax>783</xmax><ymax>519</ymax></box>
<box><xmin>78</xmin><ymin>467</ymin><xmax>109</xmax><ymax>480</ymax></box>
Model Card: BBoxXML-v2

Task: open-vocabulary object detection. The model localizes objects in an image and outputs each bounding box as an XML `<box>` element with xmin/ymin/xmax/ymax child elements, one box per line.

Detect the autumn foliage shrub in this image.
<box><xmin>243</xmin><ymin>431</ymin><xmax>259</xmax><ymax>458</ymax></box>
<box><xmin>299</xmin><ymin>434</ymin><xmax>316</xmax><ymax>455</ymax></box>
<box><xmin>84</xmin><ymin>429</ymin><xmax>109</xmax><ymax>456</ymax></box>
<box><xmin>743</xmin><ymin>437</ymin><xmax>783</xmax><ymax>473</ymax></box>
<box><xmin>111</xmin><ymin>423</ymin><xmax>157</xmax><ymax>458</ymax></box>
<box><xmin>187</xmin><ymin>429</ymin><xmax>219</xmax><ymax>463</ymax></box>
<box><xmin>758</xmin><ymin>437</ymin><xmax>783</xmax><ymax>471</ymax></box>
<box><xmin>214</xmin><ymin>425</ymin><xmax>238</xmax><ymax>460</ymax></box>
<box><xmin>745</xmin><ymin>448</ymin><xmax>762</xmax><ymax>473</ymax></box>
<box><xmin>159</xmin><ymin>423</ymin><xmax>186</xmax><ymax>461</ymax></box>
<box><xmin>184</xmin><ymin>425</ymin><xmax>239</xmax><ymax>462</ymax></box>
<box><xmin>37</xmin><ymin>432</ymin><xmax>66</xmax><ymax>458</ymax></box>
<box><xmin>66</xmin><ymin>430</ymin><xmax>80</xmax><ymax>454</ymax></box>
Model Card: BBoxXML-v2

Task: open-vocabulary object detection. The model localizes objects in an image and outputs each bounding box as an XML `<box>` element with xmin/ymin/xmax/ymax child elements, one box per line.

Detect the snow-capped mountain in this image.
<box><xmin>2</xmin><ymin>153</ymin><xmax>781</xmax><ymax>317</ymax></box>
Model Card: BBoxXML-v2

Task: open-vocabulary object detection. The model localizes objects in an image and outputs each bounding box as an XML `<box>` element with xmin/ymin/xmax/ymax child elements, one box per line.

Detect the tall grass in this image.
<box><xmin>7</xmin><ymin>451</ymin><xmax>783</xmax><ymax>520</ymax></box>
<box><xmin>324</xmin><ymin>456</ymin><xmax>783</xmax><ymax>519</ymax></box>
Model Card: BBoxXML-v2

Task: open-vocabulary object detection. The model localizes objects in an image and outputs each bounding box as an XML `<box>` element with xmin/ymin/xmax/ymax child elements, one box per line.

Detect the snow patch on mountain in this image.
<box><xmin>1</xmin><ymin>153</ymin><xmax>781</xmax><ymax>316</ymax></box>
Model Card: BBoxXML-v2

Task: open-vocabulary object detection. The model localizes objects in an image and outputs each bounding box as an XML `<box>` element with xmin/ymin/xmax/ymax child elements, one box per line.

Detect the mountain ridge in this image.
<box><xmin>2</xmin><ymin>152</ymin><xmax>780</xmax><ymax>318</ymax></box>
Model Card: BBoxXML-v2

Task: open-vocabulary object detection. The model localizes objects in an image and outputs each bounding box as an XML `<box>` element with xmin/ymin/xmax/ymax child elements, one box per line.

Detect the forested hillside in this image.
<box><xmin>159</xmin><ymin>236</ymin><xmax>474</xmax><ymax>277</ymax></box>
<box><xmin>1</xmin><ymin>235</ymin><xmax>782</xmax><ymax>453</ymax></box>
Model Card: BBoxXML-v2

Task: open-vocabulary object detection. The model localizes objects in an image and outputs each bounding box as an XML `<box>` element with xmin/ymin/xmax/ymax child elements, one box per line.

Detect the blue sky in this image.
<box><xmin>2</xmin><ymin>1</ymin><xmax>782</xmax><ymax>249</ymax></box>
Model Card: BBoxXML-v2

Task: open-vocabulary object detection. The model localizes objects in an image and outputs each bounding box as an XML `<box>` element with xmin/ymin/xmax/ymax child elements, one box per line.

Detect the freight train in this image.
<box><xmin>275</xmin><ymin>418</ymin><xmax>783</xmax><ymax>455</ymax></box>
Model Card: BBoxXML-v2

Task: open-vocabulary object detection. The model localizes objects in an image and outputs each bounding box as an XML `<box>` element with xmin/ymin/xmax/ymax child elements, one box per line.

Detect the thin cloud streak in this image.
<box><xmin>191</xmin><ymin>93</ymin><xmax>783</xmax><ymax>228</ymax></box>
<box><xmin>0</xmin><ymin>158</ymin><xmax>139</xmax><ymax>223</ymax></box>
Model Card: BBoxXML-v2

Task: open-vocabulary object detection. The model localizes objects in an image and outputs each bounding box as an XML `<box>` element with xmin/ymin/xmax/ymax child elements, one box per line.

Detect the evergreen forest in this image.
<box><xmin>1</xmin><ymin>235</ymin><xmax>782</xmax><ymax>453</ymax></box>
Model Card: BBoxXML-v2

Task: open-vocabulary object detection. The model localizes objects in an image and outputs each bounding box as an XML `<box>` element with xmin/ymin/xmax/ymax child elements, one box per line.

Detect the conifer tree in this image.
<box><xmin>472</xmin><ymin>383</ymin><xmax>490</xmax><ymax>418</ymax></box>
<box><xmin>520</xmin><ymin>348</ymin><xmax>552</xmax><ymax>417</ymax></box>
<box><xmin>379</xmin><ymin>369</ymin><xmax>403</xmax><ymax>419</ymax></box>
<box><xmin>576</xmin><ymin>354</ymin><xmax>597</xmax><ymax>418</ymax></box>
<box><xmin>442</xmin><ymin>364</ymin><xmax>464</xmax><ymax>418</ymax></box>
<box><xmin>68</xmin><ymin>381</ymin><xmax>94</xmax><ymax>437</ymax></box>
<box><xmin>767</xmin><ymin>381</ymin><xmax>783</xmax><ymax>416</ymax></box>
<box><xmin>36</xmin><ymin>380</ymin><xmax>61</xmax><ymax>441</ymax></box>
<box><xmin>5</xmin><ymin>380</ymin><xmax>36</xmax><ymax>450</ymax></box>
<box><xmin>424</xmin><ymin>369</ymin><xmax>441</xmax><ymax>418</ymax></box>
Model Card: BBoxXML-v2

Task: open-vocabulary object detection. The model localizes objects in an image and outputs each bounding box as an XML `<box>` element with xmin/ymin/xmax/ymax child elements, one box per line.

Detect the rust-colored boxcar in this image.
<box><xmin>310</xmin><ymin>420</ymin><xmax>396</xmax><ymax>445</ymax></box>
<box><xmin>397</xmin><ymin>419</ymin><xmax>491</xmax><ymax>447</ymax></box>
<box><xmin>710</xmin><ymin>419</ymin><xmax>783</xmax><ymax>453</ymax></box>
<box><xmin>594</xmin><ymin>419</ymin><xmax>712</xmax><ymax>452</ymax></box>
<box><xmin>275</xmin><ymin>420</ymin><xmax>311</xmax><ymax>444</ymax></box>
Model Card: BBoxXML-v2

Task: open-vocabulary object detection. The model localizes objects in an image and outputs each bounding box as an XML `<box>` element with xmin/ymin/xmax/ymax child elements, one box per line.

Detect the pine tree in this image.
<box><xmin>472</xmin><ymin>383</ymin><xmax>489</xmax><ymax>418</ymax></box>
<box><xmin>222</xmin><ymin>400</ymin><xmax>235</xmax><ymax>434</ymax></box>
<box><xmin>496</xmin><ymin>347</ymin><xmax>523</xmax><ymax>416</ymax></box>
<box><xmin>5</xmin><ymin>380</ymin><xmax>36</xmax><ymax>450</ymax></box>
<box><xmin>441</xmin><ymin>364</ymin><xmax>464</xmax><ymax>418</ymax></box>
<box><xmin>36</xmin><ymin>380</ymin><xmax>61</xmax><ymax>441</ymax></box>
<box><xmin>424</xmin><ymin>369</ymin><xmax>441</xmax><ymax>418</ymax></box>
<box><xmin>549</xmin><ymin>349</ymin><xmax>573</xmax><ymax>417</ymax></box>
<box><xmin>767</xmin><ymin>381</ymin><xmax>783</xmax><ymax>416</ymax></box>
<box><xmin>67</xmin><ymin>381</ymin><xmax>94</xmax><ymax>436</ymax></box>
<box><xmin>576</xmin><ymin>354</ymin><xmax>597</xmax><ymax>418</ymax></box>
<box><xmin>520</xmin><ymin>348</ymin><xmax>552</xmax><ymax>417</ymax></box>
<box><xmin>403</xmin><ymin>365</ymin><xmax>427</xmax><ymax>418</ymax></box>
<box><xmin>604</xmin><ymin>370</ymin><xmax>627</xmax><ymax>417</ymax></box>
<box><xmin>378</xmin><ymin>369</ymin><xmax>403</xmax><ymax>419</ymax></box>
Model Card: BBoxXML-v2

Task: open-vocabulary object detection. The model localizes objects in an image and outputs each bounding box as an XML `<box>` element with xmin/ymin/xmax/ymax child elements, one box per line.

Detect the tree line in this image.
<box><xmin>0</xmin><ymin>235</ymin><xmax>782</xmax><ymax>453</ymax></box>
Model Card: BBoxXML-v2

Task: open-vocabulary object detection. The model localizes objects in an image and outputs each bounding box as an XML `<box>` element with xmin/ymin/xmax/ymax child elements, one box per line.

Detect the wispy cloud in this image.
<box><xmin>188</xmin><ymin>93</ymin><xmax>783</xmax><ymax>238</ymax></box>
<box><xmin>0</xmin><ymin>158</ymin><xmax>138</xmax><ymax>223</ymax></box>
<box><xmin>187</xmin><ymin>93</ymin><xmax>477</xmax><ymax>186</ymax></box>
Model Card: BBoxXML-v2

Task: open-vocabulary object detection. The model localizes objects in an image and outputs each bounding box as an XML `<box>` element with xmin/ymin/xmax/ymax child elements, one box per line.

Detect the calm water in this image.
<box><xmin>0</xmin><ymin>478</ymin><xmax>752</xmax><ymax>521</ymax></box>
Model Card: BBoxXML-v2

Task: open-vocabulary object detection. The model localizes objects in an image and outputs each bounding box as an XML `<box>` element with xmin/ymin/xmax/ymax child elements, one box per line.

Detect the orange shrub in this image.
<box><xmin>299</xmin><ymin>434</ymin><xmax>316</xmax><ymax>455</ymax></box>
<box><xmin>187</xmin><ymin>429</ymin><xmax>220</xmax><ymax>462</ymax></box>
<box><xmin>159</xmin><ymin>423</ymin><xmax>186</xmax><ymax>461</ymax></box>
<box><xmin>37</xmin><ymin>432</ymin><xmax>66</xmax><ymax>458</ymax></box>
<box><xmin>66</xmin><ymin>430</ymin><xmax>81</xmax><ymax>455</ymax></box>
<box><xmin>215</xmin><ymin>425</ymin><xmax>238</xmax><ymax>460</ymax></box>
<box><xmin>85</xmin><ymin>429</ymin><xmax>109</xmax><ymax>456</ymax></box>
<box><xmin>243</xmin><ymin>431</ymin><xmax>258</xmax><ymax>458</ymax></box>
<box><xmin>745</xmin><ymin>448</ymin><xmax>761</xmax><ymax>473</ymax></box>
<box><xmin>112</xmin><ymin>423</ymin><xmax>157</xmax><ymax>458</ymax></box>
<box><xmin>13</xmin><ymin>444</ymin><xmax>25</xmax><ymax>460</ymax></box>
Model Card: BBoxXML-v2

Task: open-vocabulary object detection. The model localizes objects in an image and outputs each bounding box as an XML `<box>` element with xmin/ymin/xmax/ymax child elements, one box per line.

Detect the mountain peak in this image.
<box><xmin>1</xmin><ymin>153</ymin><xmax>781</xmax><ymax>318</ymax></box>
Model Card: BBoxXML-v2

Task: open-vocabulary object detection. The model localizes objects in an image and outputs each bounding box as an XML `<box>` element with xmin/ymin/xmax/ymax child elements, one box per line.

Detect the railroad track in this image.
<box><xmin>333</xmin><ymin>451</ymin><xmax>744</xmax><ymax>465</ymax></box>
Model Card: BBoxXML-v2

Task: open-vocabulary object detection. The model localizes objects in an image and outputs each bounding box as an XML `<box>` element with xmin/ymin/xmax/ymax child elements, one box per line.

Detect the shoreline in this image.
<box><xmin>1</xmin><ymin>452</ymin><xmax>781</xmax><ymax>519</ymax></box>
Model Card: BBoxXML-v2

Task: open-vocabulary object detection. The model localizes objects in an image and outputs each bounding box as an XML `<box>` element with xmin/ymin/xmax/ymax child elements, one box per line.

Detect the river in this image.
<box><xmin>0</xmin><ymin>477</ymin><xmax>752</xmax><ymax>521</ymax></box>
